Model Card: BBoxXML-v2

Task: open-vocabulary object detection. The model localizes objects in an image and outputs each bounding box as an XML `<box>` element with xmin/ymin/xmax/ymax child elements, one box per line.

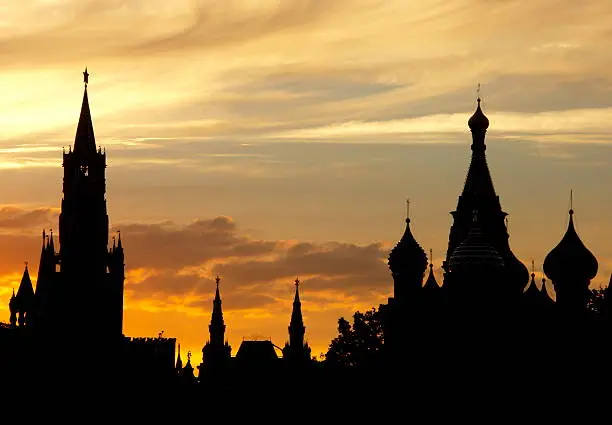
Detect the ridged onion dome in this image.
<box><xmin>543</xmin><ymin>209</ymin><xmax>598</xmax><ymax>283</ymax></box>
<box><xmin>449</xmin><ymin>212</ymin><xmax>504</xmax><ymax>272</ymax></box>
<box><xmin>388</xmin><ymin>217</ymin><xmax>428</xmax><ymax>280</ymax></box>
<box><xmin>468</xmin><ymin>98</ymin><xmax>489</xmax><ymax>132</ymax></box>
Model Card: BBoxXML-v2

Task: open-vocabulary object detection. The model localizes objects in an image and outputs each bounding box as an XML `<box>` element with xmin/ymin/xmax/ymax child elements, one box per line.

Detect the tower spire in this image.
<box><xmin>209</xmin><ymin>275</ymin><xmax>226</xmax><ymax>346</ymax></box>
<box><xmin>74</xmin><ymin>68</ymin><xmax>96</xmax><ymax>155</ymax></box>
<box><xmin>406</xmin><ymin>198</ymin><xmax>410</xmax><ymax>221</ymax></box>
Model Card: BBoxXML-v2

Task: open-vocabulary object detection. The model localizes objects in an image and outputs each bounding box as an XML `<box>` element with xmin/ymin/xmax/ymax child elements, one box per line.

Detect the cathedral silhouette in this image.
<box><xmin>1</xmin><ymin>72</ymin><xmax>611</xmax><ymax>403</ymax></box>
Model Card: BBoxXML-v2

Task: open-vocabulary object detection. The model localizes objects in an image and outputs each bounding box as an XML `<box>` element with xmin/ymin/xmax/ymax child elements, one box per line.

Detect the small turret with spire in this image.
<box><xmin>423</xmin><ymin>249</ymin><xmax>441</xmax><ymax>295</ymax></box>
<box><xmin>283</xmin><ymin>277</ymin><xmax>311</xmax><ymax>365</ymax></box>
<box><xmin>388</xmin><ymin>199</ymin><xmax>428</xmax><ymax>303</ymax></box>
<box><xmin>175</xmin><ymin>343</ymin><xmax>183</xmax><ymax>374</ymax></box>
<box><xmin>199</xmin><ymin>275</ymin><xmax>232</xmax><ymax>380</ymax></box>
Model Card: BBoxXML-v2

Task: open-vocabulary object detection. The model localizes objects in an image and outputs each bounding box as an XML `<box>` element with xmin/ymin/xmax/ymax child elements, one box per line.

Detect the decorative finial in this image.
<box><xmin>215</xmin><ymin>275</ymin><xmax>220</xmax><ymax>288</ymax></box>
<box><xmin>531</xmin><ymin>259</ymin><xmax>535</xmax><ymax>276</ymax></box>
<box><xmin>24</xmin><ymin>261</ymin><xmax>28</xmax><ymax>270</ymax></box>
<box><xmin>406</xmin><ymin>198</ymin><xmax>410</xmax><ymax>222</ymax></box>
<box><xmin>295</xmin><ymin>277</ymin><xmax>300</xmax><ymax>288</ymax></box>
<box><xmin>187</xmin><ymin>351</ymin><xmax>191</xmax><ymax>361</ymax></box>
<box><xmin>569</xmin><ymin>189</ymin><xmax>574</xmax><ymax>215</ymax></box>
<box><xmin>429</xmin><ymin>249</ymin><xmax>434</xmax><ymax>269</ymax></box>
<box><xmin>83</xmin><ymin>67</ymin><xmax>89</xmax><ymax>87</ymax></box>
<box><xmin>477</xmin><ymin>82</ymin><xmax>481</xmax><ymax>103</ymax></box>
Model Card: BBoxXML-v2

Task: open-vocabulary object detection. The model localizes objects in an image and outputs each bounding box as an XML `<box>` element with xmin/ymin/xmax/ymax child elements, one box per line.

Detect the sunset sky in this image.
<box><xmin>1</xmin><ymin>0</ymin><xmax>612</xmax><ymax>364</ymax></box>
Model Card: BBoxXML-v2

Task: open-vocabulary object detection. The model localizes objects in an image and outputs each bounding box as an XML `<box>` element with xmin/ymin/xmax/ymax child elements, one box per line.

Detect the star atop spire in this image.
<box><xmin>73</xmin><ymin>67</ymin><xmax>97</xmax><ymax>155</ymax></box>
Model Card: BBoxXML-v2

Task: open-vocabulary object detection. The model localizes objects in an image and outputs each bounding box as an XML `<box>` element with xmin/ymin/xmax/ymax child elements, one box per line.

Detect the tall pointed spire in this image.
<box><xmin>209</xmin><ymin>276</ymin><xmax>226</xmax><ymax>346</ymax></box>
<box><xmin>48</xmin><ymin>229</ymin><xmax>54</xmax><ymax>253</ymax></box>
<box><xmin>290</xmin><ymin>277</ymin><xmax>305</xmax><ymax>331</ymax></box>
<box><xmin>175</xmin><ymin>343</ymin><xmax>183</xmax><ymax>371</ymax></box>
<box><xmin>284</xmin><ymin>277</ymin><xmax>311</xmax><ymax>364</ymax></box>
<box><xmin>73</xmin><ymin>68</ymin><xmax>96</xmax><ymax>155</ymax></box>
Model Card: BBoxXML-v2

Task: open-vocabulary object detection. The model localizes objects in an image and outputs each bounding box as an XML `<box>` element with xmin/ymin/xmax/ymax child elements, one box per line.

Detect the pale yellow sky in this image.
<box><xmin>1</xmin><ymin>0</ymin><xmax>612</xmax><ymax>366</ymax></box>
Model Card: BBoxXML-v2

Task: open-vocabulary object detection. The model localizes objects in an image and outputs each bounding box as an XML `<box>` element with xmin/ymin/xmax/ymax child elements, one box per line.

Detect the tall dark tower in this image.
<box><xmin>283</xmin><ymin>278</ymin><xmax>311</xmax><ymax>364</ymax></box>
<box><xmin>443</xmin><ymin>96</ymin><xmax>529</xmax><ymax>297</ymax></box>
<box><xmin>53</xmin><ymin>69</ymin><xmax>124</xmax><ymax>340</ymax></box>
<box><xmin>200</xmin><ymin>276</ymin><xmax>231</xmax><ymax>382</ymax></box>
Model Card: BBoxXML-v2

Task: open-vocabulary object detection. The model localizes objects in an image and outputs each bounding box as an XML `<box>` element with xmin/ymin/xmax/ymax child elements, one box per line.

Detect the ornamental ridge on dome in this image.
<box><xmin>449</xmin><ymin>210</ymin><xmax>504</xmax><ymax>271</ymax></box>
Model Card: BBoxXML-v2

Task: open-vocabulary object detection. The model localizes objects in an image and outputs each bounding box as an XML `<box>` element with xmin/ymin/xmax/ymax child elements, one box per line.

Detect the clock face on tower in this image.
<box><xmin>80</xmin><ymin>164</ymin><xmax>89</xmax><ymax>176</ymax></box>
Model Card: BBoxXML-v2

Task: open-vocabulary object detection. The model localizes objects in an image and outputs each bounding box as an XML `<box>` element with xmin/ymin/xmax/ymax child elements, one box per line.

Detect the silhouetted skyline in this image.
<box><xmin>2</xmin><ymin>1</ymin><xmax>612</xmax><ymax>368</ymax></box>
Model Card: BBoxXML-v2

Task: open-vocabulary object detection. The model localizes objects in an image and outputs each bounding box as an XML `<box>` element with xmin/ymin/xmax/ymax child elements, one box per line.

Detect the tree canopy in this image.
<box><xmin>325</xmin><ymin>307</ymin><xmax>384</xmax><ymax>369</ymax></box>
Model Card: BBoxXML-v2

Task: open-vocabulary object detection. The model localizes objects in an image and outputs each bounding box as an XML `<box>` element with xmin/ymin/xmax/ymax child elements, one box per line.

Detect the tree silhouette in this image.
<box><xmin>587</xmin><ymin>288</ymin><xmax>606</xmax><ymax>315</ymax></box>
<box><xmin>325</xmin><ymin>307</ymin><xmax>384</xmax><ymax>369</ymax></box>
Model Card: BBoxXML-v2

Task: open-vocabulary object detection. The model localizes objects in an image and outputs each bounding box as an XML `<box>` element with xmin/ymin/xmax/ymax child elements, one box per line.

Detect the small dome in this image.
<box><xmin>449</xmin><ymin>212</ymin><xmax>504</xmax><ymax>271</ymax></box>
<box><xmin>543</xmin><ymin>209</ymin><xmax>598</xmax><ymax>283</ymax></box>
<box><xmin>388</xmin><ymin>218</ymin><xmax>428</xmax><ymax>278</ymax></box>
<box><xmin>468</xmin><ymin>98</ymin><xmax>489</xmax><ymax>132</ymax></box>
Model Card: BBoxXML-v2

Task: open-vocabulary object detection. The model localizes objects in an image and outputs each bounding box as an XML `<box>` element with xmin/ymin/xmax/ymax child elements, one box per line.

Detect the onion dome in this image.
<box><xmin>543</xmin><ymin>209</ymin><xmax>598</xmax><ymax>283</ymax></box>
<box><xmin>388</xmin><ymin>215</ymin><xmax>428</xmax><ymax>280</ymax></box>
<box><xmin>468</xmin><ymin>98</ymin><xmax>489</xmax><ymax>132</ymax></box>
<box><xmin>449</xmin><ymin>211</ymin><xmax>504</xmax><ymax>272</ymax></box>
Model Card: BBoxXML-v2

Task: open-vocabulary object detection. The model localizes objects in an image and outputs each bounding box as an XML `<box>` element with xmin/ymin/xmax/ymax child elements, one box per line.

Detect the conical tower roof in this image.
<box><xmin>449</xmin><ymin>211</ymin><xmax>504</xmax><ymax>271</ymax></box>
<box><xmin>423</xmin><ymin>249</ymin><xmax>440</xmax><ymax>293</ymax></box>
<box><xmin>16</xmin><ymin>263</ymin><xmax>34</xmax><ymax>304</ymax></box>
<box><xmin>543</xmin><ymin>208</ymin><xmax>598</xmax><ymax>283</ymax></box>
<box><xmin>73</xmin><ymin>68</ymin><xmax>97</xmax><ymax>156</ymax></box>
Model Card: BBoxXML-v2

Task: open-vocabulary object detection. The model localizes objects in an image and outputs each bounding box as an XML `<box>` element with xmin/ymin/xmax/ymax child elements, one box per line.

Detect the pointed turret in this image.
<box><xmin>209</xmin><ymin>276</ymin><xmax>226</xmax><ymax>346</ymax></box>
<box><xmin>423</xmin><ymin>249</ymin><xmax>440</xmax><ymax>294</ymax></box>
<box><xmin>288</xmin><ymin>278</ymin><xmax>306</xmax><ymax>348</ymax></box>
<box><xmin>388</xmin><ymin>200</ymin><xmax>428</xmax><ymax>302</ymax></box>
<box><xmin>175</xmin><ymin>343</ymin><xmax>183</xmax><ymax>372</ymax></box>
<box><xmin>48</xmin><ymin>229</ymin><xmax>55</xmax><ymax>253</ymax></box>
<box><xmin>15</xmin><ymin>263</ymin><xmax>35</xmax><ymax>326</ymax></box>
<box><xmin>73</xmin><ymin>68</ymin><xmax>96</xmax><ymax>156</ymax></box>
<box><xmin>544</xmin><ymin>206</ymin><xmax>597</xmax><ymax>311</ymax></box>
<box><xmin>283</xmin><ymin>278</ymin><xmax>311</xmax><ymax>365</ymax></box>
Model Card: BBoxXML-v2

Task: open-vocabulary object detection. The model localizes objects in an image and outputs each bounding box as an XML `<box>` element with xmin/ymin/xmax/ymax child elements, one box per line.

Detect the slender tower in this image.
<box><xmin>200</xmin><ymin>276</ymin><xmax>231</xmax><ymax>380</ymax></box>
<box><xmin>54</xmin><ymin>69</ymin><xmax>124</xmax><ymax>340</ymax></box>
<box><xmin>283</xmin><ymin>278</ymin><xmax>311</xmax><ymax>364</ymax></box>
